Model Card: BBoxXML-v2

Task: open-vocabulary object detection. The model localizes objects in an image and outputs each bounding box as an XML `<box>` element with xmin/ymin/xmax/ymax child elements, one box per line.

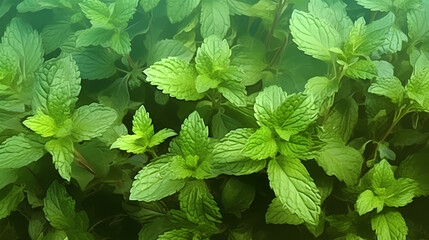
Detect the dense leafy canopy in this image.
<box><xmin>0</xmin><ymin>0</ymin><xmax>428</xmax><ymax>239</ymax></box>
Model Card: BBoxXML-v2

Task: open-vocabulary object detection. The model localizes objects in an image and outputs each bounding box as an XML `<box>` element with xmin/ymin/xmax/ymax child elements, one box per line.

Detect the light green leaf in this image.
<box><xmin>23</xmin><ymin>114</ymin><xmax>58</xmax><ymax>138</ymax></box>
<box><xmin>304</xmin><ymin>76</ymin><xmax>338</xmax><ymax>107</ymax></box>
<box><xmin>43</xmin><ymin>181</ymin><xmax>76</xmax><ymax>230</ymax></box>
<box><xmin>45</xmin><ymin>137</ymin><xmax>75</xmax><ymax>181</ymax></box>
<box><xmin>79</xmin><ymin>0</ymin><xmax>111</xmax><ymax>26</ymax></box>
<box><xmin>32</xmin><ymin>55</ymin><xmax>81</xmax><ymax>124</ymax></box>
<box><xmin>71</xmin><ymin>103</ymin><xmax>117</xmax><ymax>142</ymax></box>
<box><xmin>195</xmin><ymin>75</ymin><xmax>220</xmax><ymax>93</ymax></box>
<box><xmin>178</xmin><ymin>180</ymin><xmax>221</xmax><ymax>224</ymax></box>
<box><xmin>110</xmin><ymin>0</ymin><xmax>139</xmax><ymax>28</ymax></box>
<box><xmin>157</xmin><ymin>229</ymin><xmax>194</xmax><ymax>240</ymax></box>
<box><xmin>271</xmin><ymin>93</ymin><xmax>317</xmax><ymax>140</ymax></box>
<box><xmin>371</xmin><ymin>160</ymin><xmax>396</xmax><ymax>189</ymax></box>
<box><xmin>169</xmin><ymin>111</ymin><xmax>211</xmax><ymax>159</ymax></box>
<box><xmin>147</xmin><ymin>39</ymin><xmax>194</xmax><ymax>66</ymax></box>
<box><xmin>355</xmin><ymin>190</ymin><xmax>384</xmax><ymax>215</ymax></box>
<box><xmin>308</xmin><ymin>0</ymin><xmax>353</xmax><ymax>40</ymax></box>
<box><xmin>369</xmin><ymin>76</ymin><xmax>405</xmax><ymax>104</ymax></box>
<box><xmin>140</xmin><ymin>0</ymin><xmax>161</xmax><ymax>12</ymax></box>
<box><xmin>375</xmin><ymin>25</ymin><xmax>407</xmax><ymax>55</ymax></box>
<box><xmin>148</xmin><ymin>129</ymin><xmax>177</xmax><ymax>148</ymax></box>
<box><xmin>267</xmin><ymin>156</ymin><xmax>321</xmax><ymax>225</ymax></box>
<box><xmin>0</xmin><ymin>134</ymin><xmax>45</xmax><ymax>169</ymax></box>
<box><xmin>384</xmin><ymin>178</ymin><xmax>416</xmax><ymax>208</ymax></box>
<box><xmin>144</xmin><ymin>57</ymin><xmax>204</xmax><ymax>101</ymax></box>
<box><xmin>111</xmin><ymin>135</ymin><xmax>148</xmax><ymax>154</ymax></box>
<box><xmin>76</xmin><ymin>27</ymin><xmax>115</xmax><ymax>48</ymax></box>
<box><xmin>266</xmin><ymin>198</ymin><xmax>304</xmax><ymax>225</ymax></box>
<box><xmin>407</xmin><ymin>1</ymin><xmax>429</xmax><ymax>44</ymax></box>
<box><xmin>166</xmin><ymin>0</ymin><xmax>200</xmax><ymax>23</ymax></box>
<box><xmin>405</xmin><ymin>67</ymin><xmax>429</xmax><ymax>111</ymax></box>
<box><xmin>72</xmin><ymin>46</ymin><xmax>118</xmax><ymax>80</ymax></box>
<box><xmin>290</xmin><ymin>10</ymin><xmax>342</xmax><ymax>61</ymax></box>
<box><xmin>200</xmin><ymin>0</ymin><xmax>230</xmax><ymax>38</ymax></box>
<box><xmin>129</xmin><ymin>156</ymin><xmax>186</xmax><ymax>202</ymax></box>
<box><xmin>316</xmin><ymin>142</ymin><xmax>364</xmax><ymax>186</ymax></box>
<box><xmin>254</xmin><ymin>85</ymin><xmax>287</xmax><ymax>127</ymax></box>
<box><xmin>41</xmin><ymin>19</ymin><xmax>73</xmax><ymax>54</ymax></box>
<box><xmin>211</xmin><ymin>128</ymin><xmax>267</xmax><ymax>176</ymax></box>
<box><xmin>195</xmin><ymin>35</ymin><xmax>231</xmax><ymax>75</ymax></box>
<box><xmin>242</xmin><ymin>126</ymin><xmax>277</xmax><ymax>160</ymax></box>
<box><xmin>0</xmin><ymin>169</ymin><xmax>18</xmax><ymax>190</ymax></box>
<box><xmin>345</xmin><ymin>60</ymin><xmax>378</xmax><ymax>80</ymax></box>
<box><xmin>0</xmin><ymin>185</ymin><xmax>25</xmax><ymax>219</ymax></box>
<box><xmin>278</xmin><ymin>134</ymin><xmax>313</xmax><ymax>159</ymax></box>
<box><xmin>218</xmin><ymin>80</ymin><xmax>247</xmax><ymax>107</ymax></box>
<box><xmin>356</xmin><ymin>0</ymin><xmax>393</xmax><ymax>12</ymax></box>
<box><xmin>2</xmin><ymin>18</ymin><xmax>44</xmax><ymax>76</ymax></box>
<box><xmin>110</xmin><ymin>30</ymin><xmax>131</xmax><ymax>55</ymax></box>
<box><xmin>371</xmin><ymin>211</ymin><xmax>408</xmax><ymax>240</ymax></box>
<box><xmin>132</xmin><ymin>105</ymin><xmax>154</xmax><ymax>137</ymax></box>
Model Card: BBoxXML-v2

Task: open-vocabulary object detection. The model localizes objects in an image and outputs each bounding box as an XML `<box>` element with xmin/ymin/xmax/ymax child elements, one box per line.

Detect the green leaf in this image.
<box><xmin>290</xmin><ymin>10</ymin><xmax>342</xmax><ymax>62</ymax></box>
<box><xmin>111</xmin><ymin>135</ymin><xmax>147</xmax><ymax>154</ymax></box>
<box><xmin>32</xmin><ymin>55</ymin><xmax>81</xmax><ymax>124</ymax></box>
<box><xmin>178</xmin><ymin>180</ymin><xmax>222</xmax><ymax>225</ymax></box>
<box><xmin>110</xmin><ymin>30</ymin><xmax>131</xmax><ymax>55</ymax></box>
<box><xmin>271</xmin><ymin>93</ymin><xmax>317</xmax><ymax>141</ymax></box>
<box><xmin>71</xmin><ymin>103</ymin><xmax>117</xmax><ymax>142</ymax></box>
<box><xmin>195</xmin><ymin>75</ymin><xmax>220</xmax><ymax>93</ymax></box>
<box><xmin>355</xmin><ymin>190</ymin><xmax>384</xmax><ymax>215</ymax></box>
<box><xmin>129</xmin><ymin>156</ymin><xmax>186</xmax><ymax>201</ymax></box>
<box><xmin>147</xmin><ymin>39</ymin><xmax>194</xmax><ymax>66</ymax></box>
<box><xmin>254</xmin><ymin>85</ymin><xmax>287</xmax><ymax>127</ymax></box>
<box><xmin>316</xmin><ymin>142</ymin><xmax>364</xmax><ymax>187</ymax></box>
<box><xmin>371</xmin><ymin>211</ymin><xmax>408</xmax><ymax>240</ymax></box>
<box><xmin>140</xmin><ymin>0</ymin><xmax>161</xmax><ymax>12</ymax></box>
<box><xmin>407</xmin><ymin>1</ymin><xmax>429</xmax><ymax>44</ymax></box>
<box><xmin>0</xmin><ymin>185</ymin><xmax>25</xmax><ymax>219</ymax></box>
<box><xmin>369</xmin><ymin>76</ymin><xmax>405</xmax><ymax>104</ymax></box>
<box><xmin>356</xmin><ymin>0</ymin><xmax>393</xmax><ymax>12</ymax></box>
<box><xmin>211</xmin><ymin>128</ymin><xmax>267</xmax><ymax>176</ymax></box>
<box><xmin>43</xmin><ymin>181</ymin><xmax>76</xmax><ymax>230</ymax></box>
<box><xmin>397</xmin><ymin>151</ymin><xmax>429</xmax><ymax>196</ymax></box>
<box><xmin>148</xmin><ymin>129</ymin><xmax>177</xmax><ymax>148</ymax></box>
<box><xmin>278</xmin><ymin>134</ymin><xmax>313</xmax><ymax>159</ymax></box>
<box><xmin>242</xmin><ymin>126</ymin><xmax>277</xmax><ymax>160</ymax></box>
<box><xmin>345</xmin><ymin>60</ymin><xmax>378</xmax><ymax>80</ymax></box>
<box><xmin>266</xmin><ymin>198</ymin><xmax>304</xmax><ymax>225</ymax></box>
<box><xmin>132</xmin><ymin>105</ymin><xmax>154</xmax><ymax>137</ymax></box>
<box><xmin>72</xmin><ymin>46</ymin><xmax>118</xmax><ymax>80</ymax></box>
<box><xmin>371</xmin><ymin>160</ymin><xmax>396</xmax><ymax>189</ymax></box>
<box><xmin>41</xmin><ymin>19</ymin><xmax>73</xmax><ymax>54</ymax></box>
<box><xmin>221</xmin><ymin>178</ymin><xmax>255</xmax><ymax>216</ymax></box>
<box><xmin>308</xmin><ymin>0</ymin><xmax>353</xmax><ymax>40</ymax></box>
<box><xmin>218</xmin><ymin>80</ymin><xmax>247</xmax><ymax>107</ymax></box>
<box><xmin>267</xmin><ymin>156</ymin><xmax>321</xmax><ymax>225</ymax></box>
<box><xmin>405</xmin><ymin>67</ymin><xmax>429</xmax><ymax>111</ymax></box>
<box><xmin>383</xmin><ymin>178</ymin><xmax>416</xmax><ymax>208</ymax></box>
<box><xmin>166</xmin><ymin>0</ymin><xmax>200</xmax><ymax>23</ymax></box>
<box><xmin>45</xmin><ymin>137</ymin><xmax>75</xmax><ymax>181</ymax></box>
<box><xmin>344</xmin><ymin>14</ymin><xmax>394</xmax><ymax>57</ymax></box>
<box><xmin>2</xmin><ymin>18</ymin><xmax>44</xmax><ymax>76</ymax></box>
<box><xmin>200</xmin><ymin>0</ymin><xmax>230</xmax><ymax>38</ymax></box>
<box><xmin>76</xmin><ymin>27</ymin><xmax>115</xmax><ymax>48</ymax></box>
<box><xmin>170</xmin><ymin>111</ymin><xmax>211</xmax><ymax>159</ymax></box>
<box><xmin>109</xmin><ymin>0</ymin><xmax>139</xmax><ymax>28</ymax></box>
<box><xmin>157</xmin><ymin>229</ymin><xmax>194</xmax><ymax>240</ymax></box>
<box><xmin>144</xmin><ymin>57</ymin><xmax>204</xmax><ymax>101</ymax></box>
<box><xmin>0</xmin><ymin>169</ymin><xmax>18</xmax><ymax>190</ymax></box>
<box><xmin>0</xmin><ymin>134</ymin><xmax>45</xmax><ymax>169</ymax></box>
<box><xmin>195</xmin><ymin>35</ymin><xmax>231</xmax><ymax>76</ymax></box>
<box><xmin>304</xmin><ymin>76</ymin><xmax>338</xmax><ymax>108</ymax></box>
<box><xmin>23</xmin><ymin>114</ymin><xmax>58</xmax><ymax>138</ymax></box>
<box><xmin>375</xmin><ymin>25</ymin><xmax>407</xmax><ymax>55</ymax></box>
<box><xmin>79</xmin><ymin>0</ymin><xmax>111</xmax><ymax>26</ymax></box>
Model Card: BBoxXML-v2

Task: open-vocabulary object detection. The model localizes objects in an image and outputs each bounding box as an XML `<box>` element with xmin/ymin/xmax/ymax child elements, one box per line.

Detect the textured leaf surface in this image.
<box><xmin>371</xmin><ymin>211</ymin><xmax>408</xmax><ymax>240</ymax></box>
<box><xmin>0</xmin><ymin>134</ymin><xmax>45</xmax><ymax>169</ymax></box>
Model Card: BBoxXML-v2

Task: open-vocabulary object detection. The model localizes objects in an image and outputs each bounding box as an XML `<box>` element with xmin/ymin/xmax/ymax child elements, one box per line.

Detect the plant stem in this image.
<box><xmin>126</xmin><ymin>54</ymin><xmax>135</xmax><ymax>68</ymax></box>
<box><xmin>265</xmin><ymin>0</ymin><xmax>287</xmax><ymax>50</ymax></box>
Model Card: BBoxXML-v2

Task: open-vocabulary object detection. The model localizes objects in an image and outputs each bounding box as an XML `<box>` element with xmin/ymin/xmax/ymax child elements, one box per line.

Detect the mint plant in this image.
<box><xmin>0</xmin><ymin>0</ymin><xmax>429</xmax><ymax>239</ymax></box>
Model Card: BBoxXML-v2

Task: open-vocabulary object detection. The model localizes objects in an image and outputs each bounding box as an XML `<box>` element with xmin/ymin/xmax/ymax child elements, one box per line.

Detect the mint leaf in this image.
<box><xmin>316</xmin><ymin>142</ymin><xmax>364</xmax><ymax>187</ymax></box>
<box><xmin>217</xmin><ymin>80</ymin><xmax>247</xmax><ymax>107</ymax></box>
<box><xmin>0</xmin><ymin>134</ymin><xmax>45</xmax><ymax>169</ymax></box>
<box><xmin>166</xmin><ymin>0</ymin><xmax>200</xmax><ymax>23</ymax></box>
<box><xmin>144</xmin><ymin>57</ymin><xmax>204</xmax><ymax>101</ymax></box>
<box><xmin>355</xmin><ymin>190</ymin><xmax>384</xmax><ymax>215</ymax></box>
<box><xmin>405</xmin><ymin>67</ymin><xmax>429</xmax><ymax>111</ymax></box>
<box><xmin>79</xmin><ymin>0</ymin><xmax>111</xmax><ymax>26</ymax></box>
<box><xmin>356</xmin><ymin>0</ymin><xmax>393</xmax><ymax>12</ymax></box>
<box><xmin>242</xmin><ymin>126</ymin><xmax>277</xmax><ymax>160</ymax></box>
<box><xmin>23</xmin><ymin>114</ymin><xmax>58</xmax><ymax>138</ymax></box>
<box><xmin>345</xmin><ymin>60</ymin><xmax>378</xmax><ymax>80</ymax></box>
<box><xmin>147</xmin><ymin>39</ymin><xmax>194</xmax><ymax>66</ymax></box>
<box><xmin>369</xmin><ymin>76</ymin><xmax>405</xmax><ymax>104</ymax></box>
<box><xmin>148</xmin><ymin>129</ymin><xmax>177</xmax><ymax>148</ymax></box>
<box><xmin>290</xmin><ymin>10</ymin><xmax>342</xmax><ymax>62</ymax></box>
<box><xmin>157</xmin><ymin>229</ymin><xmax>194</xmax><ymax>240</ymax></box>
<box><xmin>71</xmin><ymin>103</ymin><xmax>117</xmax><ymax>142</ymax></box>
<box><xmin>110</xmin><ymin>30</ymin><xmax>131</xmax><ymax>55</ymax></box>
<box><xmin>211</xmin><ymin>128</ymin><xmax>267</xmax><ymax>176</ymax></box>
<box><xmin>43</xmin><ymin>181</ymin><xmax>76</xmax><ymax>230</ymax></box>
<box><xmin>72</xmin><ymin>46</ymin><xmax>118</xmax><ymax>80</ymax></box>
<box><xmin>371</xmin><ymin>211</ymin><xmax>408</xmax><ymax>240</ymax></box>
<box><xmin>254</xmin><ymin>85</ymin><xmax>287</xmax><ymax>127</ymax></box>
<box><xmin>200</xmin><ymin>0</ymin><xmax>230</xmax><ymax>38</ymax></box>
<box><xmin>178</xmin><ymin>180</ymin><xmax>221</xmax><ymax>225</ymax></box>
<box><xmin>130</xmin><ymin>156</ymin><xmax>186</xmax><ymax>202</ymax></box>
<box><xmin>45</xmin><ymin>137</ymin><xmax>75</xmax><ymax>181</ymax></box>
<box><xmin>267</xmin><ymin>156</ymin><xmax>321</xmax><ymax>225</ymax></box>
<box><xmin>132</xmin><ymin>105</ymin><xmax>154</xmax><ymax>137</ymax></box>
<box><xmin>111</xmin><ymin>135</ymin><xmax>147</xmax><ymax>154</ymax></box>
<box><xmin>140</xmin><ymin>0</ymin><xmax>161</xmax><ymax>12</ymax></box>
<box><xmin>195</xmin><ymin>35</ymin><xmax>231</xmax><ymax>76</ymax></box>
<box><xmin>0</xmin><ymin>185</ymin><xmax>25</xmax><ymax>219</ymax></box>
<box><xmin>266</xmin><ymin>198</ymin><xmax>304</xmax><ymax>225</ymax></box>
<box><xmin>397</xmin><ymin>151</ymin><xmax>429</xmax><ymax>196</ymax></box>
